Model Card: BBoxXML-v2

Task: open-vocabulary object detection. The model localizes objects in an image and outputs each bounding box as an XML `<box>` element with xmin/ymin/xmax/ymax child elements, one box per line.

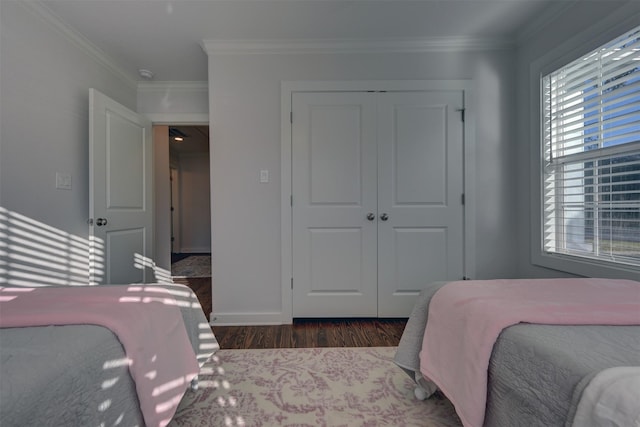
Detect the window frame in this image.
<box><xmin>529</xmin><ymin>12</ymin><xmax>640</xmax><ymax>280</ymax></box>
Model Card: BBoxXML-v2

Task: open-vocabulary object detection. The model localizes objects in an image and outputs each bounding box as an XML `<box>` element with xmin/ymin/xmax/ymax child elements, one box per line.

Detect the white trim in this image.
<box><xmin>202</xmin><ymin>37</ymin><xmax>512</xmax><ymax>55</ymax></box>
<box><xmin>281</xmin><ymin>80</ymin><xmax>476</xmax><ymax>324</ymax></box>
<box><xmin>144</xmin><ymin>113</ymin><xmax>209</xmax><ymax>125</ymax></box>
<box><xmin>462</xmin><ymin>87</ymin><xmax>477</xmax><ymax>281</ymax></box>
<box><xmin>25</xmin><ymin>1</ymin><xmax>137</xmax><ymax>90</ymax></box>
<box><xmin>137</xmin><ymin>81</ymin><xmax>208</xmax><ymax>93</ymax></box>
<box><xmin>209</xmin><ymin>312</ymin><xmax>284</xmax><ymax>326</ymax></box>
<box><xmin>528</xmin><ymin>5</ymin><xmax>640</xmax><ymax>279</ymax></box>
<box><xmin>280</xmin><ymin>83</ymin><xmax>293</xmax><ymax>324</ymax></box>
<box><xmin>282</xmin><ymin>80</ymin><xmax>473</xmax><ymax>93</ymax></box>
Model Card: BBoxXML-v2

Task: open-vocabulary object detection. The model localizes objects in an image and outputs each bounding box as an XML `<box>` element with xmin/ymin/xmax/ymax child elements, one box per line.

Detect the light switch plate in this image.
<box><xmin>56</xmin><ymin>173</ymin><xmax>72</xmax><ymax>190</ymax></box>
<box><xmin>260</xmin><ymin>169</ymin><xmax>269</xmax><ymax>183</ymax></box>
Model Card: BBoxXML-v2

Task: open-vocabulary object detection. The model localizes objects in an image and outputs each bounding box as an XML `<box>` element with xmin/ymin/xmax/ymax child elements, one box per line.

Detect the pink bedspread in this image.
<box><xmin>419</xmin><ymin>278</ymin><xmax>640</xmax><ymax>427</ymax></box>
<box><xmin>0</xmin><ymin>285</ymin><xmax>199</xmax><ymax>427</ymax></box>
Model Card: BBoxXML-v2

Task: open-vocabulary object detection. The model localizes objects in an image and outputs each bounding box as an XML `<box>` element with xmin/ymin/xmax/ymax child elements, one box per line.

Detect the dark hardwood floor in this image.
<box><xmin>213</xmin><ymin>318</ymin><xmax>407</xmax><ymax>349</ymax></box>
<box><xmin>173</xmin><ymin>276</ymin><xmax>408</xmax><ymax>350</ymax></box>
<box><xmin>172</xmin><ymin>276</ymin><xmax>212</xmax><ymax>318</ymax></box>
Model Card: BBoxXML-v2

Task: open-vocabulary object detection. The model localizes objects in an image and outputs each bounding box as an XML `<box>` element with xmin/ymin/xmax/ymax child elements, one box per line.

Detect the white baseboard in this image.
<box><xmin>209</xmin><ymin>311</ymin><xmax>288</xmax><ymax>326</ymax></box>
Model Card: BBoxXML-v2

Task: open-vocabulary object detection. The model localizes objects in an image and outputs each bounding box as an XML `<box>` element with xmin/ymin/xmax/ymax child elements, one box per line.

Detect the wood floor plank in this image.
<box><xmin>276</xmin><ymin>324</ymin><xmax>293</xmax><ymax>348</ymax></box>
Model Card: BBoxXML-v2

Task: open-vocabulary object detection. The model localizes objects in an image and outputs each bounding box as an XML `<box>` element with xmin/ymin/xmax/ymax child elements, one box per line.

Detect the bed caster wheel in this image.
<box><xmin>414</xmin><ymin>386</ymin><xmax>428</xmax><ymax>401</ymax></box>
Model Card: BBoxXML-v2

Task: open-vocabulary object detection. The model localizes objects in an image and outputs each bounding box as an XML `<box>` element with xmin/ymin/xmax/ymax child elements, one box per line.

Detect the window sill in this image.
<box><xmin>532</xmin><ymin>251</ymin><xmax>640</xmax><ymax>280</ymax></box>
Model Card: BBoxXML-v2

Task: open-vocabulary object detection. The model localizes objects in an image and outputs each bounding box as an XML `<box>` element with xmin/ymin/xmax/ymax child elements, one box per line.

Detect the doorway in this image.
<box><xmin>167</xmin><ymin>125</ymin><xmax>211</xmax><ymax>279</ymax></box>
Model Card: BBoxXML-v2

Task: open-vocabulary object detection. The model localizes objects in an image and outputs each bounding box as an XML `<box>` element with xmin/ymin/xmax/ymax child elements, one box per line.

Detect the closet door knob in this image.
<box><xmin>366</xmin><ymin>213</ymin><xmax>375</xmax><ymax>221</ymax></box>
<box><xmin>380</xmin><ymin>213</ymin><xmax>389</xmax><ymax>221</ymax></box>
<box><xmin>96</xmin><ymin>218</ymin><xmax>108</xmax><ymax>226</ymax></box>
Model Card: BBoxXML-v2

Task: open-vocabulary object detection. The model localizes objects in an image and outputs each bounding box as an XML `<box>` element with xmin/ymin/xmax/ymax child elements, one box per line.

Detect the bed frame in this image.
<box><xmin>0</xmin><ymin>283</ymin><xmax>218</xmax><ymax>427</ymax></box>
<box><xmin>394</xmin><ymin>280</ymin><xmax>640</xmax><ymax>426</ymax></box>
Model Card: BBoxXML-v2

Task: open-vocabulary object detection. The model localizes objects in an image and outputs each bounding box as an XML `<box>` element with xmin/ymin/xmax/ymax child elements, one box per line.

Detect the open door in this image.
<box><xmin>89</xmin><ymin>89</ymin><xmax>154</xmax><ymax>284</ymax></box>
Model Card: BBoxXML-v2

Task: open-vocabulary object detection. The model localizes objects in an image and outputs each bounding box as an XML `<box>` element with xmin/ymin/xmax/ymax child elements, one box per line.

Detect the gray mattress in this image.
<box><xmin>0</xmin><ymin>283</ymin><xmax>218</xmax><ymax>427</ymax></box>
<box><xmin>394</xmin><ymin>282</ymin><xmax>640</xmax><ymax>427</ymax></box>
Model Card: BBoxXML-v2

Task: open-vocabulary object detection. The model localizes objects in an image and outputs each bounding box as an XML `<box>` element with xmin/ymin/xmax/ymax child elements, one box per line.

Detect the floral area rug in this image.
<box><xmin>171</xmin><ymin>255</ymin><xmax>211</xmax><ymax>278</ymax></box>
<box><xmin>169</xmin><ymin>347</ymin><xmax>462</xmax><ymax>427</ymax></box>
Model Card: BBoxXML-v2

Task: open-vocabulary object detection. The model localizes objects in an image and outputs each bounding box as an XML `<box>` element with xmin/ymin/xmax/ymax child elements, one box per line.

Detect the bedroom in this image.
<box><xmin>1</xmin><ymin>0</ymin><xmax>639</xmax><ymax>425</ymax></box>
<box><xmin>2</xmin><ymin>0</ymin><xmax>637</xmax><ymax>322</ymax></box>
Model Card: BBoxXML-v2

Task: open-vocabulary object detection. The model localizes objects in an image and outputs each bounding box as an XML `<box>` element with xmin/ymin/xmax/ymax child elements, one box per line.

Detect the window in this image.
<box><xmin>542</xmin><ymin>24</ymin><xmax>640</xmax><ymax>269</ymax></box>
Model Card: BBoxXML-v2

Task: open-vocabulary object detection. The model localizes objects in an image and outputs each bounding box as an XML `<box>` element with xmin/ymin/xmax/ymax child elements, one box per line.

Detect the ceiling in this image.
<box><xmin>40</xmin><ymin>0</ymin><xmax>574</xmax><ymax>82</ymax></box>
<box><xmin>169</xmin><ymin>126</ymin><xmax>210</xmax><ymax>155</ymax></box>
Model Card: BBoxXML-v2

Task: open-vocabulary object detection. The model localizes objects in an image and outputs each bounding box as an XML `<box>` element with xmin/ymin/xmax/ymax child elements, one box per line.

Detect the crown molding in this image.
<box><xmin>137</xmin><ymin>81</ymin><xmax>208</xmax><ymax>93</ymax></box>
<box><xmin>201</xmin><ymin>36</ymin><xmax>514</xmax><ymax>55</ymax></box>
<box><xmin>22</xmin><ymin>1</ymin><xmax>138</xmax><ymax>89</ymax></box>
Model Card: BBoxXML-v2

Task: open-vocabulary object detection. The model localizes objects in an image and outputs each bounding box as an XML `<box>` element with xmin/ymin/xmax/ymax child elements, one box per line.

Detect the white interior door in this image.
<box><xmin>89</xmin><ymin>89</ymin><xmax>154</xmax><ymax>285</ymax></box>
<box><xmin>292</xmin><ymin>92</ymin><xmax>378</xmax><ymax>317</ymax></box>
<box><xmin>377</xmin><ymin>91</ymin><xmax>465</xmax><ymax>316</ymax></box>
<box><xmin>291</xmin><ymin>89</ymin><xmax>465</xmax><ymax>318</ymax></box>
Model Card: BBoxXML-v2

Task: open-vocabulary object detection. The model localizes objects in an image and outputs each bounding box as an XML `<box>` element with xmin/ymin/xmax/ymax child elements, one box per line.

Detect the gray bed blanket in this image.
<box><xmin>0</xmin><ymin>283</ymin><xmax>218</xmax><ymax>427</ymax></box>
<box><xmin>394</xmin><ymin>281</ymin><xmax>640</xmax><ymax>427</ymax></box>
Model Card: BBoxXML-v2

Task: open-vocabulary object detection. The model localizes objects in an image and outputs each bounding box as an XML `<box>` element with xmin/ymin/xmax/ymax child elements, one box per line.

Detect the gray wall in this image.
<box><xmin>515</xmin><ymin>0</ymin><xmax>640</xmax><ymax>279</ymax></box>
<box><xmin>2</xmin><ymin>0</ymin><xmax>633</xmax><ymax>308</ymax></box>
<box><xmin>0</xmin><ymin>1</ymin><xmax>136</xmax><ymax>286</ymax></box>
<box><xmin>208</xmin><ymin>50</ymin><xmax>518</xmax><ymax>321</ymax></box>
<box><xmin>137</xmin><ymin>82</ymin><xmax>208</xmax><ymax>122</ymax></box>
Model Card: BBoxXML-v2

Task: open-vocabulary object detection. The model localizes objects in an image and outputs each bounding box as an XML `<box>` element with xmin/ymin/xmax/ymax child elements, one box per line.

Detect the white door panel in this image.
<box><xmin>309</xmin><ymin>106</ymin><xmax>364</xmax><ymax>205</ymax></box>
<box><xmin>377</xmin><ymin>91</ymin><xmax>464</xmax><ymax>317</ymax></box>
<box><xmin>106</xmin><ymin>113</ymin><xmax>145</xmax><ymax>208</ymax></box>
<box><xmin>309</xmin><ymin>228</ymin><xmax>364</xmax><ymax>292</ymax></box>
<box><xmin>292</xmin><ymin>92</ymin><xmax>378</xmax><ymax>317</ymax></box>
<box><xmin>292</xmin><ymin>90</ymin><xmax>465</xmax><ymax>318</ymax></box>
<box><xmin>90</xmin><ymin>89</ymin><xmax>153</xmax><ymax>285</ymax></box>
<box><xmin>392</xmin><ymin>227</ymin><xmax>449</xmax><ymax>292</ymax></box>
<box><xmin>393</xmin><ymin>105</ymin><xmax>447</xmax><ymax>204</ymax></box>
<box><xmin>105</xmin><ymin>228</ymin><xmax>146</xmax><ymax>284</ymax></box>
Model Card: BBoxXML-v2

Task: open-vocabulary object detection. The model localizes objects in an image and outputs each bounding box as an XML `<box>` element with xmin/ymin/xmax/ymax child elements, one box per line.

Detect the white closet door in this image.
<box><xmin>292</xmin><ymin>92</ymin><xmax>378</xmax><ymax>317</ymax></box>
<box><xmin>377</xmin><ymin>91</ymin><xmax>465</xmax><ymax>316</ymax></box>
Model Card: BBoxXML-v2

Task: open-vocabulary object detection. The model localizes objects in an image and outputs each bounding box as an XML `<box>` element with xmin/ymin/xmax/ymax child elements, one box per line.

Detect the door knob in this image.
<box><xmin>366</xmin><ymin>213</ymin><xmax>375</xmax><ymax>221</ymax></box>
<box><xmin>380</xmin><ymin>213</ymin><xmax>389</xmax><ymax>221</ymax></box>
<box><xmin>96</xmin><ymin>218</ymin><xmax>108</xmax><ymax>226</ymax></box>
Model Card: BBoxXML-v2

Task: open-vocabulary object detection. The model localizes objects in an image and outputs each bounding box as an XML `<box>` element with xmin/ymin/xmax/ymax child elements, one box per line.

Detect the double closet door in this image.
<box><xmin>292</xmin><ymin>90</ymin><xmax>464</xmax><ymax>318</ymax></box>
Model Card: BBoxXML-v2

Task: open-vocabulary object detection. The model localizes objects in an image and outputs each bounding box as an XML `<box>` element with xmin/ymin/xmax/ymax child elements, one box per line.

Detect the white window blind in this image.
<box><xmin>542</xmin><ymin>24</ymin><xmax>640</xmax><ymax>268</ymax></box>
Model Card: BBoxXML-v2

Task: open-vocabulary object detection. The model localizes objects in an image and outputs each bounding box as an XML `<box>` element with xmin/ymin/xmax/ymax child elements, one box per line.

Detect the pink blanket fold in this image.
<box><xmin>419</xmin><ymin>278</ymin><xmax>640</xmax><ymax>427</ymax></box>
<box><xmin>0</xmin><ymin>285</ymin><xmax>199</xmax><ymax>427</ymax></box>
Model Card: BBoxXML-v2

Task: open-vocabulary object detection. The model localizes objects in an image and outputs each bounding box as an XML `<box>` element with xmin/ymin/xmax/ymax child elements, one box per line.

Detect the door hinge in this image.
<box><xmin>290</xmin><ymin>111</ymin><xmax>293</xmax><ymax>124</ymax></box>
<box><xmin>290</xmin><ymin>195</ymin><xmax>293</xmax><ymax>206</ymax></box>
<box><xmin>456</xmin><ymin>108</ymin><xmax>465</xmax><ymax>122</ymax></box>
<box><xmin>461</xmin><ymin>193</ymin><xmax>465</xmax><ymax>205</ymax></box>
<box><xmin>291</xmin><ymin>278</ymin><xmax>293</xmax><ymax>289</ymax></box>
